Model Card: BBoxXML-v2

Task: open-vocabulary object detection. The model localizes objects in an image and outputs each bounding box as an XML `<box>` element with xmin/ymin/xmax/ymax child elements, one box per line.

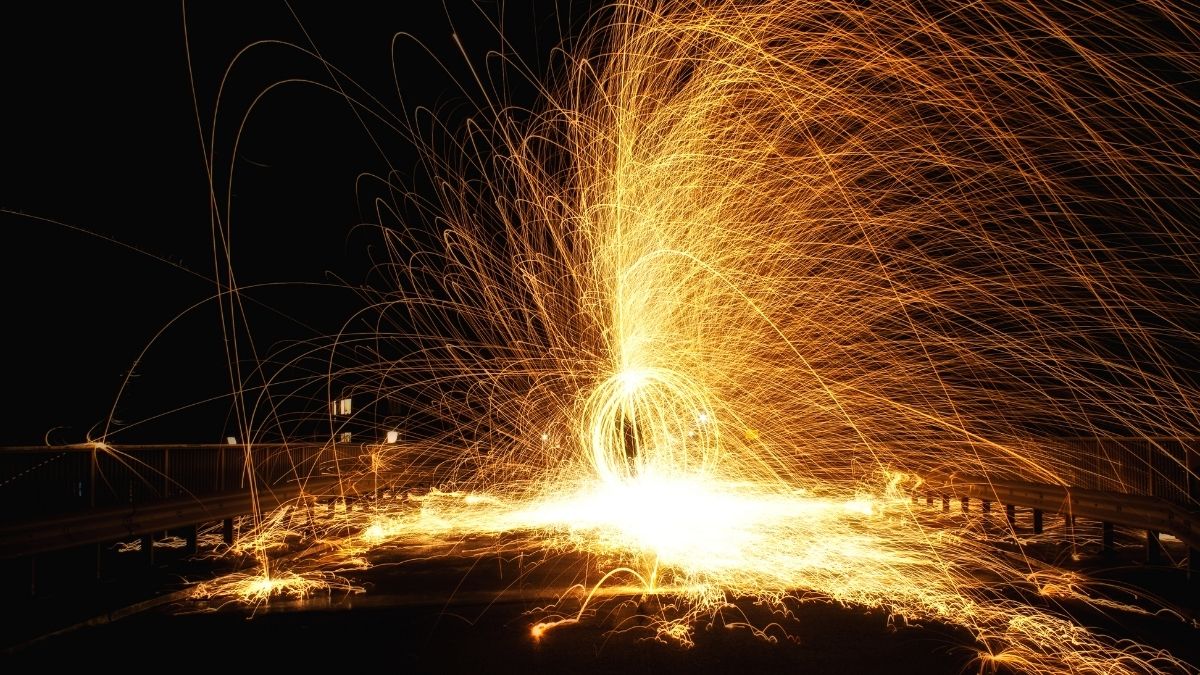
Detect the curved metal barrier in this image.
<box><xmin>925</xmin><ymin>473</ymin><xmax>1200</xmax><ymax>571</ymax></box>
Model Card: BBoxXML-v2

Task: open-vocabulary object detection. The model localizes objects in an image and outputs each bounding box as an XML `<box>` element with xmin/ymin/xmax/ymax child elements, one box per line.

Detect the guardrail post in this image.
<box><xmin>1032</xmin><ymin>509</ymin><xmax>1043</xmax><ymax>534</ymax></box>
<box><xmin>89</xmin><ymin>448</ymin><xmax>97</xmax><ymax>509</ymax></box>
<box><xmin>95</xmin><ymin>542</ymin><xmax>104</xmax><ymax>581</ymax></box>
<box><xmin>1142</xmin><ymin>530</ymin><xmax>1161</xmax><ymax>562</ymax></box>
<box><xmin>141</xmin><ymin>534</ymin><xmax>155</xmax><ymax>567</ymax></box>
<box><xmin>223</xmin><ymin>518</ymin><xmax>234</xmax><ymax>546</ymax></box>
<box><xmin>1102</xmin><ymin>522</ymin><xmax>1114</xmax><ymax>555</ymax></box>
<box><xmin>1145</xmin><ymin>530</ymin><xmax>1162</xmax><ymax>565</ymax></box>
<box><xmin>305</xmin><ymin>501</ymin><xmax>317</xmax><ymax>536</ymax></box>
<box><xmin>182</xmin><ymin>524</ymin><xmax>198</xmax><ymax>555</ymax></box>
<box><xmin>1005</xmin><ymin>504</ymin><xmax>1016</xmax><ymax>527</ymax></box>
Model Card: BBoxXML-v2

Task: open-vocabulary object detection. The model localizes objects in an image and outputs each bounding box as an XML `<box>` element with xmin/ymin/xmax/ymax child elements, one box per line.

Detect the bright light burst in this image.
<box><xmin>195</xmin><ymin>1</ymin><xmax>1200</xmax><ymax>673</ymax></box>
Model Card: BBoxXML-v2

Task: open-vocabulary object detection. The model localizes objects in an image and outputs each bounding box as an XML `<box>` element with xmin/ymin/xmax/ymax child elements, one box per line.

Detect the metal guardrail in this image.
<box><xmin>926</xmin><ymin>474</ymin><xmax>1200</xmax><ymax>554</ymax></box>
<box><xmin>878</xmin><ymin>435</ymin><xmax>1198</xmax><ymax>509</ymax></box>
<box><xmin>0</xmin><ymin>477</ymin><xmax>331</xmax><ymax>559</ymax></box>
<box><xmin>0</xmin><ymin>470</ymin><xmax>403</xmax><ymax>560</ymax></box>
<box><xmin>0</xmin><ymin>443</ymin><xmax>370</xmax><ymax>523</ymax></box>
<box><xmin>0</xmin><ymin>442</ymin><xmax>410</xmax><ymax>561</ymax></box>
<box><xmin>1049</xmin><ymin>437</ymin><xmax>1198</xmax><ymax>507</ymax></box>
<box><xmin>2</xmin><ymin>439</ymin><xmax>1196</xmax><ymax>560</ymax></box>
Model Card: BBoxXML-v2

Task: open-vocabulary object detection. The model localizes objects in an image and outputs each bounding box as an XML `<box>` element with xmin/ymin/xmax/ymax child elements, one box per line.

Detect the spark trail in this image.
<box><xmin>193</xmin><ymin>2</ymin><xmax>1200</xmax><ymax>673</ymax></box>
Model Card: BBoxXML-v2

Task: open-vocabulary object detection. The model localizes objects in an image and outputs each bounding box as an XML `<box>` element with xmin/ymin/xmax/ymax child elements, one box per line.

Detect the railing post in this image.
<box><xmin>961</xmin><ymin>496</ymin><xmax>969</xmax><ymax>513</ymax></box>
<box><xmin>182</xmin><ymin>524</ymin><xmax>198</xmax><ymax>555</ymax></box>
<box><xmin>1144</xmin><ymin>438</ymin><xmax>1152</xmax><ymax>498</ymax></box>
<box><xmin>1005</xmin><ymin>504</ymin><xmax>1016</xmax><ymax>527</ymax></box>
<box><xmin>1032</xmin><ymin>509</ymin><xmax>1043</xmax><ymax>534</ymax></box>
<box><xmin>141</xmin><ymin>534</ymin><xmax>155</xmax><ymax>567</ymax></box>
<box><xmin>222</xmin><ymin>518</ymin><xmax>235</xmax><ymax>546</ymax></box>
<box><xmin>89</xmin><ymin>448</ymin><xmax>96</xmax><ymax>509</ymax></box>
<box><xmin>1145</xmin><ymin>530</ymin><xmax>1161</xmax><ymax>565</ymax></box>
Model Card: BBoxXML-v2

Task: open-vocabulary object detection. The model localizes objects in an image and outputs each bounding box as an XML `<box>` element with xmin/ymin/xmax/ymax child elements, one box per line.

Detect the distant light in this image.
<box><xmin>541</xmin><ymin>433</ymin><xmax>549</xmax><ymax>442</ymax></box>
<box><xmin>386</xmin><ymin>430</ymin><xmax>400</xmax><ymax>444</ymax></box>
<box><xmin>337</xmin><ymin>398</ymin><xmax>352</xmax><ymax>416</ymax></box>
<box><xmin>339</xmin><ymin>432</ymin><xmax>352</xmax><ymax>443</ymax></box>
<box><xmin>226</xmin><ymin>436</ymin><xmax>238</xmax><ymax>445</ymax></box>
<box><xmin>697</xmin><ymin>413</ymin><xmax>709</xmax><ymax>424</ymax></box>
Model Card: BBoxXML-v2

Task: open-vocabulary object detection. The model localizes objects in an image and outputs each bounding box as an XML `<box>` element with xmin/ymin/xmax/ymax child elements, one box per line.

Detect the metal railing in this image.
<box><xmin>0</xmin><ymin>442</ymin><xmax>369</xmax><ymax>523</ymax></box>
<box><xmin>1048</xmin><ymin>436</ymin><xmax>1197</xmax><ymax>507</ymax></box>
<box><xmin>926</xmin><ymin>474</ymin><xmax>1200</xmax><ymax>553</ymax></box>
<box><xmin>2</xmin><ymin>437</ymin><xmax>1196</xmax><ymax>559</ymax></box>
<box><xmin>0</xmin><ymin>467</ymin><xmax>407</xmax><ymax>560</ymax></box>
<box><xmin>877</xmin><ymin>436</ymin><xmax>1198</xmax><ymax>507</ymax></box>
<box><xmin>920</xmin><ymin>439</ymin><xmax>1200</xmax><ymax>570</ymax></box>
<box><xmin>0</xmin><ymin>442</ymin><xmax>410</xmax><ymax>561</ymax></box>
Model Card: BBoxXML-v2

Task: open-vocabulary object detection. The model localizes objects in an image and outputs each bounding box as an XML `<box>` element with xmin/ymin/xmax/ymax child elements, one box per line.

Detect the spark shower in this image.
<box><xmin>154</xmin><ymin>1</ymin><xmax>1200</xmax><ymax>672</ymax></box>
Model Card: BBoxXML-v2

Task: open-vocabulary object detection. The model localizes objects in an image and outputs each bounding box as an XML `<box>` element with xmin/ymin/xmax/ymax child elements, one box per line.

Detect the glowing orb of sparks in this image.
<box><xmin>583</xmin><ymin>366</ymin><xmax>721</xmax><ymax>484</ymax></box>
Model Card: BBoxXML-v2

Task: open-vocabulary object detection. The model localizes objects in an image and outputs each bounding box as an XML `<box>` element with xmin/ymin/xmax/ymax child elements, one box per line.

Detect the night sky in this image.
<box><xmin>3</xmin><ymin>2</ymin><xmax>1198</xmax><ymax>446</ymax></box>
<box><xmin>2</xmin><ymin>2</ymin><xmax>592</xmax><ymax>445</ymax></box>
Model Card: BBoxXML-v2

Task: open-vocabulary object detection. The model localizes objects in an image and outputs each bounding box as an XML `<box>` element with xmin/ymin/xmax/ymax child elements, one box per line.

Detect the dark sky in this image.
<box><xmin>3</xmin><ymin>2</ymin><xmax>1196</xmax><ymax>447</ymax></box>
<box><xmin>2</xmin><ymin>2</ymin><xmax>592</xmax><ymax>445</ymax></box>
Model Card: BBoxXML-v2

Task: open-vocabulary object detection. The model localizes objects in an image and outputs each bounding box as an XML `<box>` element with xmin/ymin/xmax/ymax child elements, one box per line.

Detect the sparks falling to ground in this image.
<box><xmin>182</xmin><ymin>1</ymin><xmax>1200</xmax><ymax>673</ymax></box>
